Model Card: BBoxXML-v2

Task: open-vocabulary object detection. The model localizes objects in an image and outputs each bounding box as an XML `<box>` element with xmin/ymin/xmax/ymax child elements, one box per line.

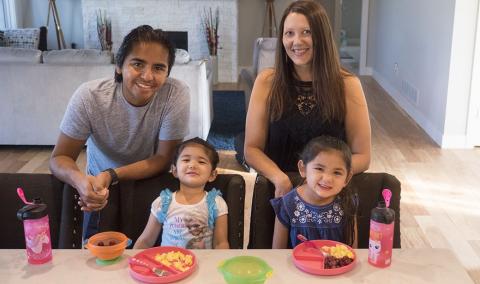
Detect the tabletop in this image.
<box><xmin>0</xmin><ymin>248</ymin><xmax>474</xmax><ymax>283</ymax></box>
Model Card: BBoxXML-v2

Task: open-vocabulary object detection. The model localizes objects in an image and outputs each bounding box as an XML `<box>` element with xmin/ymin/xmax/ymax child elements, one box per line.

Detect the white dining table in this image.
<box><xmin>0</xmin><ymin>248</ymin><xmax>474</xmax><ymax>283</ymax></box>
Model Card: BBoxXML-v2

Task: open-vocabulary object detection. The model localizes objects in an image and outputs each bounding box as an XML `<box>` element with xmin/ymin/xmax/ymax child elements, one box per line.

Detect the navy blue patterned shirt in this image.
<box><xmin>270</xmin><ymin>188</ymin><xmax>345</xmax><ymax>248</ymax></box>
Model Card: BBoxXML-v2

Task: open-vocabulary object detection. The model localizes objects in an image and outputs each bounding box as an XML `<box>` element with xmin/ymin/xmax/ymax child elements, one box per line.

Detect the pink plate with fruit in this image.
<box><xmin>292</xmin><ymin>240</ymin><xmax>356</xmax><ymax>276</ymax></box>
<box><xmin>128</xmin><ymin>246</ymin><xmax>197</xmax><ymax>283</ymax></box>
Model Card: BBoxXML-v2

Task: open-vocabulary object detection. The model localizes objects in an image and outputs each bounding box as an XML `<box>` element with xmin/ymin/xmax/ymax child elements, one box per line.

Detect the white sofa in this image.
<box><xmin>0</xmin><ymin>48</ymin><xmax>212</xmax><ymax>145</ymax></box>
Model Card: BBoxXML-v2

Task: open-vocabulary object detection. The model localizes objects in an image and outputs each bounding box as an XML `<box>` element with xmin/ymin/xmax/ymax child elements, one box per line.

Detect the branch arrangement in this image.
<box><xmin>96</xmin><ymin>9</ymin><xmax>112</xmax><ymax>51</ymax></box>
<box><xmin>203</xmin><ymin>7</ymin><xmax>219</xmax><ymax>56</ymax></box>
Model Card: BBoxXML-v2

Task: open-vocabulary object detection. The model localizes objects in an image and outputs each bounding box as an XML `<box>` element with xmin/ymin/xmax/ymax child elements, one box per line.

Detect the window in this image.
<box><xmin>0</xmin><ymin>0</ymin><xmax>16</xmax><ymax>29</ymax></box>
<box><xmin>0</xmin><ymin>1</ymin><xmax>5</xmax><ymax>29</ymax></box>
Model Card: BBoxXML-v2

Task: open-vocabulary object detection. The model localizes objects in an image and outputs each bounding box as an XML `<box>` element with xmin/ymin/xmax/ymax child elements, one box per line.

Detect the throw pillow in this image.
<box><xmin>4</xmin><ymin>28</ymin><xmax>40</xmax><ymax>49</ymax></box>
<box><xmin>43</xmin><ymin>49</ymin><xmax>113</xmax><ymax>65</ymax></box>
<box><xmin>0</xmin><ymin>47</ymin><xmax>42</xmax><ymax>63</ymax></box>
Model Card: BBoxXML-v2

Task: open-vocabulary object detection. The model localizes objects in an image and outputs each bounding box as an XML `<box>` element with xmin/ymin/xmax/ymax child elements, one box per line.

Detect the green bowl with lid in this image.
<box><xmin>218</xmin><ymin>256</ymin><xmax>273</xmax><ymax>284</ymax></box>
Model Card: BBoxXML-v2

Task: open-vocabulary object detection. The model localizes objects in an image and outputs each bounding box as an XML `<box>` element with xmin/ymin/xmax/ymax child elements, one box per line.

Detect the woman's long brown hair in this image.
<box><xmin>269</xmin><ymin>0</ymin><xmax>350</xmax><ymax>123</ymax></box>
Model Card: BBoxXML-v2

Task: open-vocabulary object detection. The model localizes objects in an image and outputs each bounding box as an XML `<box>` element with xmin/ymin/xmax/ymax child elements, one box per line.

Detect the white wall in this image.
<box><xmin>442</xmin><ymin>1</ymin><xmax>479</xmax><ymax>147</ymax></box>
<box><xmin>238</xmin><ymin>0</ymin><xmax>293</xmax><ymax>68</ymax></box>
<box><xmin>367</xmin><ymin>0</ymin><xmax>460</xmax><ymax>147</ymax></box>
<box><xmin>82</xmin><ymin>0</ymin><xmax>237</xmax><ymax>82</ymax></box>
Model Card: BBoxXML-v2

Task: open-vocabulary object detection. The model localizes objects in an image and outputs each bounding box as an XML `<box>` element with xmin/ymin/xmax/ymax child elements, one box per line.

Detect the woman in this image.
<box><xmin>244</xmin><ymin>0</ymin><xmax>371</xmax><ymax>197</ymax></box>
<box><xmin>49</xmin><ymin>25</ymin><xmax>190</xmax><ymax>238</ymax></box>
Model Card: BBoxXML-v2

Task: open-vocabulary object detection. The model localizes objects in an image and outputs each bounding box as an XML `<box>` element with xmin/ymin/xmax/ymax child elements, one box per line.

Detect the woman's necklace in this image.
<box><xmin>296</xmin><ymin>89</ymin><xmax>316</xmax><ymax>116</ymax></box>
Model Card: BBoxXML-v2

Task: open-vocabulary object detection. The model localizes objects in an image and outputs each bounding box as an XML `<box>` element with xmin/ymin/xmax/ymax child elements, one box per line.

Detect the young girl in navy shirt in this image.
<box><xmin>271</xmin><ymin>135</ymin><xmax>357</xmax><ymax>248</ymax></box>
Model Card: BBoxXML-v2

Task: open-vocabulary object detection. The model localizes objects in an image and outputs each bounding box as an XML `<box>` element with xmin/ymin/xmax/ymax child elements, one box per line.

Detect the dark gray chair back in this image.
<box><xmin>248</xmin><ymin>172</ymin><xmax>401</xmax><ymax>249</ymax></box>
<box><xmin>0</xmin><ymin>173</ymin><xmax>64</xmax><ymax>249</ymax></box>
<box><xmin>97</xmin><ymin>173</ymin><xmax>246</xmax><ymax>249</ymax></box>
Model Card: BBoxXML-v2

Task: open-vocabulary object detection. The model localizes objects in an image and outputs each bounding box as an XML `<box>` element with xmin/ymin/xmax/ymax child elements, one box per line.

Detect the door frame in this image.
<box><xmin>466</xmin><ymin>1</ymin><xmax>480</xmax><ymax>147</ymax></box>
<box><xmin>359</xmin><ymin>0</ymin><xmax>370</xmax><ymax>75</ymax></box>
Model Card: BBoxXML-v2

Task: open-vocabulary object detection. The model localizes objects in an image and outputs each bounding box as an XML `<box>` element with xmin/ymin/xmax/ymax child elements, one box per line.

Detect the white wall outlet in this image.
<box><xmin>393</xmin><ymin>62</ymin><xmax>399</xmax><ymax>75</ymax></box>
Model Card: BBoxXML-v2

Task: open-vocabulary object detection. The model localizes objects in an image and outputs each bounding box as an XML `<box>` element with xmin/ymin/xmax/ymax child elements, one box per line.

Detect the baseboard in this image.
<box><xmin>440</xmin><ymin>134</ymin><xmax>470</xmax><ymax>149</ymax></box>
<box><xmin>371</xmin><ymin>69</ymin><xmax>444</xmax><ymax>147</ymax></box>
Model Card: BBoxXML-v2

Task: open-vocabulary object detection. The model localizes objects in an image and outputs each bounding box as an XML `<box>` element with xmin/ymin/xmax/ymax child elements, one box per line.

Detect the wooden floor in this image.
<box><xmin>1</xmin><ymin>77</ymin><xmax>479</xmax><ymax>283</ymax></box>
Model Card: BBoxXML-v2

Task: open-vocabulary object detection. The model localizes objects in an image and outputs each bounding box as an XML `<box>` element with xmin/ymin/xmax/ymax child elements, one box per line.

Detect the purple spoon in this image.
<box><xmin>382</xmin><ymin>188</ymin><xmax>392</xmax><ymax>208</ymax></box>
<box><xmin>17</xmin><ymin>187</ymin><xmax>33</xmax><ymax>205</ymax></box>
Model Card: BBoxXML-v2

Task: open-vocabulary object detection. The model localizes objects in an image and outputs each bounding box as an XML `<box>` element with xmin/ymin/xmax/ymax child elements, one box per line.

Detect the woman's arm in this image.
<box><xmin>344</xmin><ymin>76</ymin><xmax>371</xmax><ymax>174</ymax></box>
<box><xmin>213</xmin><ymin>214</ymin><xmax>229</xmax><ymax>249</ymax></box>
<box><xmin>272</xmin><ymin>217</ymin><xmax>290</xmax><ymax>249</ymax></box>
<box><xmin>133</xmin><ymin>213</ymin><xmax>163</xmax><ymax>249</ymax></box>
<box><xmin>244</xmin><ymin>69</ymin><xmax>292</xmax><ymax>197</ymax></box>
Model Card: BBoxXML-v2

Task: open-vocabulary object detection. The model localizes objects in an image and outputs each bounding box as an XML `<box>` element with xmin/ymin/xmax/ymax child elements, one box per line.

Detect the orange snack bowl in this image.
<box><xmin>85</xmin><ymin>231</ymin><xmax>130</xmax><ymax>261</ymax></box>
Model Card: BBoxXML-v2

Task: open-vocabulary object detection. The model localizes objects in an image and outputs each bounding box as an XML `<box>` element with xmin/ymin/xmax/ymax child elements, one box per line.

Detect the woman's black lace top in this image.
<box><xmin>265</xmin><ymin>79</ymin><xmax>346</xmax><ymax>172</ymax></box>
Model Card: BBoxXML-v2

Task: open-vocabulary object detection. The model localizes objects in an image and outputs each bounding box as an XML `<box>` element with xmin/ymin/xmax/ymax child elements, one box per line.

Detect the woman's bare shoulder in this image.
<box><xmin>252</xmin><ymin>68</ymin><xmax>275</xmax><ymax>98</ymax></box>
<box><xmin>343</xmin><ymin>73</ymin><xmax>361</xmax><ymax>88</ymax></box>
<box><xmin>343</xmin><ymin>74</ymin><xmax>365</xmax><ymax>103</ymax></box>
<box><xmin>257</xmin><ymin>68</ymin><xmax>275</xmax><ymax>81</ymax></box>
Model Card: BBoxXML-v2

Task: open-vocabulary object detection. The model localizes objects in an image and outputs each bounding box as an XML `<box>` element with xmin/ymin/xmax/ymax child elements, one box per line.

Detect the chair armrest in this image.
<box><xmin>247</xmin><ymin>173</ymin><xmax>303</xmax><ymax>249</ymax></box>
<box><xmin>210</xmin><ymin>174</ymin><xmax>245</xmax><ymax>249</ymax></box>
<box><xmin>58</xmin><ymin>184</ymin><xmax>84</xmax><ymax>249</ymax></box>
<box><xmin>352</xmin><ymin>172</ymin><xmax>402</xmax><ymax>248</ymax></box>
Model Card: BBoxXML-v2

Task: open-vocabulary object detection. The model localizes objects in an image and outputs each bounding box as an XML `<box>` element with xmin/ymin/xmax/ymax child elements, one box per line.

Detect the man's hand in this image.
<box><xmin>76</xmin><ymin>175</ymin><xmax>109</xmax><ymax>211</ymax></box>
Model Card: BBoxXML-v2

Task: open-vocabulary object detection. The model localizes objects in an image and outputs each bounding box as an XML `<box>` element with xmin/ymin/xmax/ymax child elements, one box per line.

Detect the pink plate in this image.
<box><xmin>128</xmin><ymin>246</ymin><xmax>197</xmax><ymax>283</ymax></box>
<box><xmin>292</xmin><ymin>240</ymin><xmax>356</xmax><ymax>276</ymax></box>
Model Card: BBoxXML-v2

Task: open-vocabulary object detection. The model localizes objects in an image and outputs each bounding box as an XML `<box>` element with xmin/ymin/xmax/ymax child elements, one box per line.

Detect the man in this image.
<box><xmin>50</xmin><ymin>25</ymin><xmax>190</xmax><ymax>238</ymax></box>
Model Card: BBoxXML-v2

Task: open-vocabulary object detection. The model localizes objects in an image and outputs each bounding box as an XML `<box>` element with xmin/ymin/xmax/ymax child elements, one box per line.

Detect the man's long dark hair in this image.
<box><xmin>299</xmin><ymin>135</ymin><xmax>356</xmax><ymax>246</ymax></box>
<box><xmin>269</xmin><ymin>0</ymin><xmax>351</xmax><ymax>123</ymax></box>
<box><xmin>114</xmin><ymin>25</ymin><xmax>176</xmax><ymax>82</ymax></box>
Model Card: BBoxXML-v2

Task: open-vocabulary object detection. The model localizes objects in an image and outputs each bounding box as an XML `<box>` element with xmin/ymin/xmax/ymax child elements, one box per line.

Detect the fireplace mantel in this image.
<box><xmin>81</xmin><ymin>0</ymin><xmax>238</xmax><ymax>82</ymax></box>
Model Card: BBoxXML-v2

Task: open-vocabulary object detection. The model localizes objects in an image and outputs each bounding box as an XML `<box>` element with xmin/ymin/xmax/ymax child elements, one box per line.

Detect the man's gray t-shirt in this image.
<box><xmin>60</xmin><ymin>77</ymin><xmax>190</xmax><ymax>175</ymax></box>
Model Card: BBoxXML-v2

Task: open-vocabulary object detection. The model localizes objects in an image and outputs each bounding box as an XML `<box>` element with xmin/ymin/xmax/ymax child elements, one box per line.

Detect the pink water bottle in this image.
<box><xmin>17</xmin><ymin>198</ymin><xmax>52</xmax><ymax>264</ymax></box>
<box><xmin>368</xmin><ymin>201</ymin><xmax>395</xmax><ymax>268</ymax></box>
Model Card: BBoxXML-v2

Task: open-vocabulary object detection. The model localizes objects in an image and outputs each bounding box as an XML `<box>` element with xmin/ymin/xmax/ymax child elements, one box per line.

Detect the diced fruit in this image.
<box><xmin>109</xmin><ymin>240</ymin><xmax>117</xmax><ymax>246</ymax></box>
<box><xmin>97</xmin><ymin>241</ymin><xmax>105</xmax><ymax>246</ymax></box>
<box><xmin>320</xmin><ymin>244</ymin><xmax>354</xmax><ymax>269</ymax></box>
<box><xmin>324</xmin><ymin>256</ymin><xmax>353</xmax><ymax>269</ymax></box>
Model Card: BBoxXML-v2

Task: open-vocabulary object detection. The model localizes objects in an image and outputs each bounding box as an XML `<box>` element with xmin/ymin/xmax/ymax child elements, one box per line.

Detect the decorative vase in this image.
<box><xmin>210</xmin><ymin>55</ymin><xmax>219</xmax><ymax>85</ymax></box>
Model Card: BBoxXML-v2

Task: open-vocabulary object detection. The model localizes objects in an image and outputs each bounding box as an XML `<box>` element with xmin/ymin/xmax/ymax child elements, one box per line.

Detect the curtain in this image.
<box><xmin>0</xmin><ymin>0</ymin><xmax>17</xmax><ymax>29</ymax></box>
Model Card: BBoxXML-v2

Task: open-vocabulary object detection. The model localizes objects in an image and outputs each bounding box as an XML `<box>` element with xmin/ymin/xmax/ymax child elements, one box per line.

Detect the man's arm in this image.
<box><xmin>49</xmin><ymin>132</ymin><xmax>107</xmax><ymax>211</ymax></box>
<box><xmin>100</xmin><ymin>139</ymin><xmax>181</xmax><ymax>184</ymax></box>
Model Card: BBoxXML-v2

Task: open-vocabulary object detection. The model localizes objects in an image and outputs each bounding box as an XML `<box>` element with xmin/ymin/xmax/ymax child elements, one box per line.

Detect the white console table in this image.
<box><xmin>171</xmin><ymin>60</ymin><xmax>213</xmax><ymax>140</ymax></box>
<box><xmin>0</xmin><ymin>248</ymin><xmax>474</xmax><ymax>283</ymax></box>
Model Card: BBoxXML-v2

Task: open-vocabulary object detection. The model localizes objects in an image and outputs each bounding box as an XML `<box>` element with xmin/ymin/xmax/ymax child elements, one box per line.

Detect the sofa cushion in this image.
<box><xmin>0</xmin><ymin>47</ymin><xmax>42</xmax><ymax>63</ymax></box>
<box><xmin>43</xmin><ymin>49</ymin><xmax>113</xmax><ymax>65</ymax></box>
<box><xmin>253</xmin><ymin>37</ymin><xmax>277</xmax><ymax>76</ymax></box>
<box><xmin>3</xmin><ymin>28</ymin><xmax>40</xmax><ymax>49</ymax></box>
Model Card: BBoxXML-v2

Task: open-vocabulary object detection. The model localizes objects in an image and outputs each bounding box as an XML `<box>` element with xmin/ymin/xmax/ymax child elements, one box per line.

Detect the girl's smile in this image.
<box><xmin>298</xmin><ymin>149</ymin><xmax>352</xmax><ymax>206</ymax></box>
<box><xmin>173</xmin><ymin>145</ymin><xmax>217</xmax><ymax>190</ymax></box>
<box><xmin>283</xmin><ymin>12</ymin><xmax>313</xmax><ymax>70</ymax></box>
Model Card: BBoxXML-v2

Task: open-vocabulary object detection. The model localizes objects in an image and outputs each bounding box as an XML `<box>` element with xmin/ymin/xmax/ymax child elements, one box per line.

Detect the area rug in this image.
<box><xmin>207</xmin><ymin>90</ymin><xmax>246</xmax><ymax>150</ymax></box>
